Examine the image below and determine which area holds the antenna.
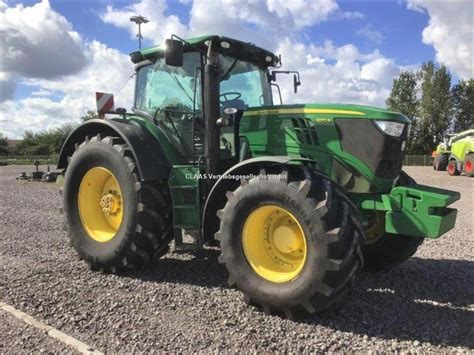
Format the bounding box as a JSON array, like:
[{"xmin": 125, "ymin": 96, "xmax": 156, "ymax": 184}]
[{"xmin": 130, "ymin": 15, "xmax": 149, "ymax": 49}]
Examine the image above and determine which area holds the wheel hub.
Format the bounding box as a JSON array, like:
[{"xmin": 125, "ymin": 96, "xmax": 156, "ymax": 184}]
[
  {"xmin": 466, "ymin": 160, "xmax": 472, "ymax": 172},
  {"xmin": 272, "ymin": 224, "xmax": 301, "ymax": 253},
  {"xmin": 99, "ymin": 191, "xmax": 121, "ymax": 216},
  {"xmin": 78, "ymin": 167, "xmax": 124, "ymax": 243},
  {"xmin": 242, "ymin": 205, "xmax": 307, "ymax": 283}
]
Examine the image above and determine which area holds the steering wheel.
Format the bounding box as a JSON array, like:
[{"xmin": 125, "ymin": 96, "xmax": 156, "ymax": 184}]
[{"xmin": 220, "ymin": 92, "xmax": 241, "ymax": 104}]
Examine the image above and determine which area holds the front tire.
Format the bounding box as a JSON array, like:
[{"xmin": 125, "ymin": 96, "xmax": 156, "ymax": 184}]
[
  {"xmin": 63, "ymin": 135, "xmax": 172, "ymax": 272},
  {"xmin": 433, "ymin": 154, "xmax": 448, "ymax": 171},
  {"xmin": 362, "ymin": 171, "xmax": 424, "ymax": 271},
  {"xmin": 447, "ymin": 160, "xmax": 460, "ymax": 176},
  {"xmin": 216, "ymin": 166, "xmax": 364, "ymax": 317}
]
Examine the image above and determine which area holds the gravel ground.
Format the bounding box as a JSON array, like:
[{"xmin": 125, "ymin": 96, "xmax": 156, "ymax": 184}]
[
  {"xmin": 0, "ymin": 311, "xmax": 76, "ymax": 354},
  {"xmin": 0, "ymin": 165, "xmax": 473, "ymax": 353}
]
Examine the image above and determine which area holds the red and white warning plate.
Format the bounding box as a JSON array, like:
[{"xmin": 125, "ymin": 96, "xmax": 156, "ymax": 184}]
[{"xmin": 95, "ymin": 92, "xmax": 114, "ymax": 114}]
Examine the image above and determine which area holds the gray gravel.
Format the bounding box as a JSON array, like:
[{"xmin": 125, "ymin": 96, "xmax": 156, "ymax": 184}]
[
  {"xmin": 0, "ymin": 165, "xmax": 473, "ymax": 353},
  {"xmin": 0, "ymin": 311, "xmax": 76, "ymax": 354}
]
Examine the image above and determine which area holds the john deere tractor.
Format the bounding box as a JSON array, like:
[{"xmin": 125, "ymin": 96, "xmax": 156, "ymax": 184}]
[{"xmin": 59, "ymin": 35, "xmax": 460, "ymax": 317}]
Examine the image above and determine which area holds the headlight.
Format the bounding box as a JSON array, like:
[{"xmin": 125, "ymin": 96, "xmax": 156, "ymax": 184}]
[{"xmin": 374, "ymin": 120, "xmax": 405, "ymax": 137}]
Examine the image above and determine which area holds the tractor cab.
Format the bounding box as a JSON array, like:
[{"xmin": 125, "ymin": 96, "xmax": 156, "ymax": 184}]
[{"xmin": 130, "ymin": 35, "xmax": 292, "ymax": 172}]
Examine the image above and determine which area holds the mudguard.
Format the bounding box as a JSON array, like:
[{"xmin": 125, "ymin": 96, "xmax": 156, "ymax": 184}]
[
  {"xmin": 201, "ymin": 156, "xmax": 318, "ymax": 243},
  {"xmin": 57, "ymin": 119, "xmax": 170, "ymax": 181}
]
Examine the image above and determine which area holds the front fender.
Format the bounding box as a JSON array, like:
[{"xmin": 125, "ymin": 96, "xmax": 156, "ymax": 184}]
[{"xmin": 57, "ymin": 119, "xmax": 170, "ymax": 181}]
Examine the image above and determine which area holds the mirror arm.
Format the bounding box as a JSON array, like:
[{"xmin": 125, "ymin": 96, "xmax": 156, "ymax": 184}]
[
  {"xmin": 170, "ymin": 34, "xmax": 208, "ymax": 57},
  {"xmin": 271, "ymin": 83, "xmax": 283, "ymax": 105},
  {"xmin": 267, "ymin": 70, "xmax": 301, "ymax": 92}
]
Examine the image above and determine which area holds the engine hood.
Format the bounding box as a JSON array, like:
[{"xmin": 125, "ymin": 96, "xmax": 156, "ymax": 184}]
[{"xmin": 243, "ymin": 103, "xmax": 410, "ymax": 123}]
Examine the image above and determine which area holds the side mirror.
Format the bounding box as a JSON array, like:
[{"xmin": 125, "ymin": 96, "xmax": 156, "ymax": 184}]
[
  {"xmin": 293, "ymin": 74, "xmax": 301, "ymax": 93},
  {"xmin": 165, "ymin": 39, "xmax": 184, "ymax": 67}
]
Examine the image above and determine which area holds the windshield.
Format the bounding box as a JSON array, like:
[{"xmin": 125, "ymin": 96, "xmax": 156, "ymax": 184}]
[
  {"xmin": 134, "ymin": 52, "xmax": 202, "ymax": 161},
  {"xmin": 134, "ymin": 52, "xmax": 202, "ymax": 115},
  {"xmin": 219, "ymin": 56, "xmax": 272, "ymax": 109}
]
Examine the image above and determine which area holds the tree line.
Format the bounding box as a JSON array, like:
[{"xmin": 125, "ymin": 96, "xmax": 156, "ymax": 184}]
[
  {"xmin": 386, "ymin": 61, "xmax": 473, "ymax": 154},
  {"xmin": 0, "ymin": 111, "xmax": 98, "ymax": 156}
]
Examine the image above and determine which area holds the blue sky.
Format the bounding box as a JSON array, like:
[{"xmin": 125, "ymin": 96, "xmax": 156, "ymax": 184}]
[
  {"xmin": 15, "ymin": 0, "xmax": 436, "ymax": 65},
  {"xmin": 1, "ymin": 0, "xmax": 472, "ymax": 138}
]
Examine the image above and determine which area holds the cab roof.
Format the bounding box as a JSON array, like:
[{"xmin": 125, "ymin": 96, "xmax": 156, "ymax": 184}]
[{"xmin": 129, "ymin": 35, "xmax": 280, "ymax": 68}]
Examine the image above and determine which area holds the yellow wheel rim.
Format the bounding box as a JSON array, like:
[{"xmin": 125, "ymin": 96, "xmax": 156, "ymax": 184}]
[
  {"xmin": 242, "ymin": 205, "xmax": 307, "ymax": 283},
  {"xmin": 78, "ymin": 167, "xmax": 123, "ymax": 243}
]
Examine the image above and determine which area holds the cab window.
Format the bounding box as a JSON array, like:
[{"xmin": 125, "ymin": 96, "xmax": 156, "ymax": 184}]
[{"xmin": 134, "ymin": 52, "xmax": 202, "ymax": 160}]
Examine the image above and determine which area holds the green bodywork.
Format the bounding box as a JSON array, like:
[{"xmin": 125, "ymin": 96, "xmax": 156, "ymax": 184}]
[
  {"xmin": 449, "ymin": 129, "xmax": 474, "ymax": 162},
  {"xmin": 169, "ymin": 166, "xmax": 200, "ymax": 229},
  {"xmin": 106, "ymin": 35, "xmax": 460, "ymax": 239},
  {"xmin": 358, "ymin": 185, "xmax": 459, "ymax": 238},
  {"xmin": 240, "ymin": 104, "xmax": 409, "ymax": 193}
]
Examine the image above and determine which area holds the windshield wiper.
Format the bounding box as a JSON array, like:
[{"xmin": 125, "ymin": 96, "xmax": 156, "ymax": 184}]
[
  {"xmin": 167, "ymin": 72, "xmax": 193, "ymax": 103},
  {"xmin": 220, "ymin": 59, "xmax": 239, "ymax": 82}
]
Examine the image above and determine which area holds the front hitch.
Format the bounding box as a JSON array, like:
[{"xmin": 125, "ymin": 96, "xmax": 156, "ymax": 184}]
[{"xmin": 359, "ymin": 185, "xmax": 460, "ymax": 238}]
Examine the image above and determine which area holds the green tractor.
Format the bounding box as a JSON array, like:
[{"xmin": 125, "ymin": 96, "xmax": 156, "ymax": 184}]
[
  {"xmin": 59, "ymin": 35, "xmax": 460, "ymax": 317},
  {"xmin": 445, "ymin": 129, "xmax": 474, "ymax": 177}
]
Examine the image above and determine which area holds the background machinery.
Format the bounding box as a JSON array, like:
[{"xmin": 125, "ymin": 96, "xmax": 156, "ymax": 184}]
[
  {"xmin": 433, "ymin": 129, "xmax": 474, "ymax": 176},
  {"xmin": 446, "ymin": 129, "xmax": 474, "ymax": 176}
]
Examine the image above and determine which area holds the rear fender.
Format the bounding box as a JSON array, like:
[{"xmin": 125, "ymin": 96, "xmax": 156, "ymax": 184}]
[{"xmin": 57, "ymin": 119, "xmax": 170, "ymax": 181}]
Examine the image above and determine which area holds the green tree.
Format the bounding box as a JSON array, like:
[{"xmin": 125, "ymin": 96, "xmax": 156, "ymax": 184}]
[
  {"xmin": 14, "ymin": 124, "xmax": 77, "ymax": 156},
  {"xmin": 386, "ymin": 71, "xmax": 419, "ymax": 153},
  {"xmin": 0, "ymin": 132, "xmax": 9, "ymax": 155},
  {"xmin": 452, "ymin": 79, "xmax": 474, "ymax": 132},
  {"xmin": 416, "ymin": 61, "xmax": 452, "ymax": 153},
  {"xmin": 81, "ymin": 110, "xmax": 99, "ymax": 122}
]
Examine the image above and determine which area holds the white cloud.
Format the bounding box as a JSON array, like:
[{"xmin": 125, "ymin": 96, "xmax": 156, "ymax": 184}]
[
  {"xmin": 0, "ymin": 0, "xmax": 411, "ymax": 139},
  {"xmin": 102, "ymin": 0, "xmax": 340, "ymax": 48},
  {"xmin": 407, "ymin": 0, "xmax": 473, "ymax": 79},
  {"xmin": 0, "ymin": 72, "xmax": 16, "ymax": 102},
  {"xmin": 338, "ymin": 11, "xmax": 365, "ymax": 20},
  {"xmin": 100, "ymin": 0, "xmax": 400, "ymax": 108},
  {"xmin": 0, "ymin": 2, "xmax": 134, "ymax": 138},
  {"xmin": 0, "ymin": 0, "xmax": 88, "ymax": 79},
  {"xmin": 275, "ymin": 38, "xmax": 399, "ymax": 107},
  {"xmin": 25, "ymin": 41, "xmax": 134, "ymax": 107},
  {"xmin": 101, "ymin": 0, "xmax": 189, "ymax": 45},
  {"xmin": 357, "ymin": 25, "xmax": 384, "ymax": 44},
  {"xmin": 266, "ymin": 0, "xmax": 339, "ymax": 28}
]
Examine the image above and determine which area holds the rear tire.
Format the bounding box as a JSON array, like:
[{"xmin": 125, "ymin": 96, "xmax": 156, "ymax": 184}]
[
  {"xmin": 433, "ymin": 154, "xmax": 448, "ymax": 171},
  {"xmin": 216, "ymin": 166, "xmax": 364, "ymax": 318},
  {"xmin": 362, "ymin": 171, "xmax": 424, "ymax": 271},
  {"xmin": 463, "ymin": 154, "xmax": 474, "ymax": 177},
  {"xmin": 63, "ymin": 134, "xmax": 172, "ymax": 272},
  {"xmin": 447, "ymin": 160, "xmax": 460, "ymax": 176}
]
